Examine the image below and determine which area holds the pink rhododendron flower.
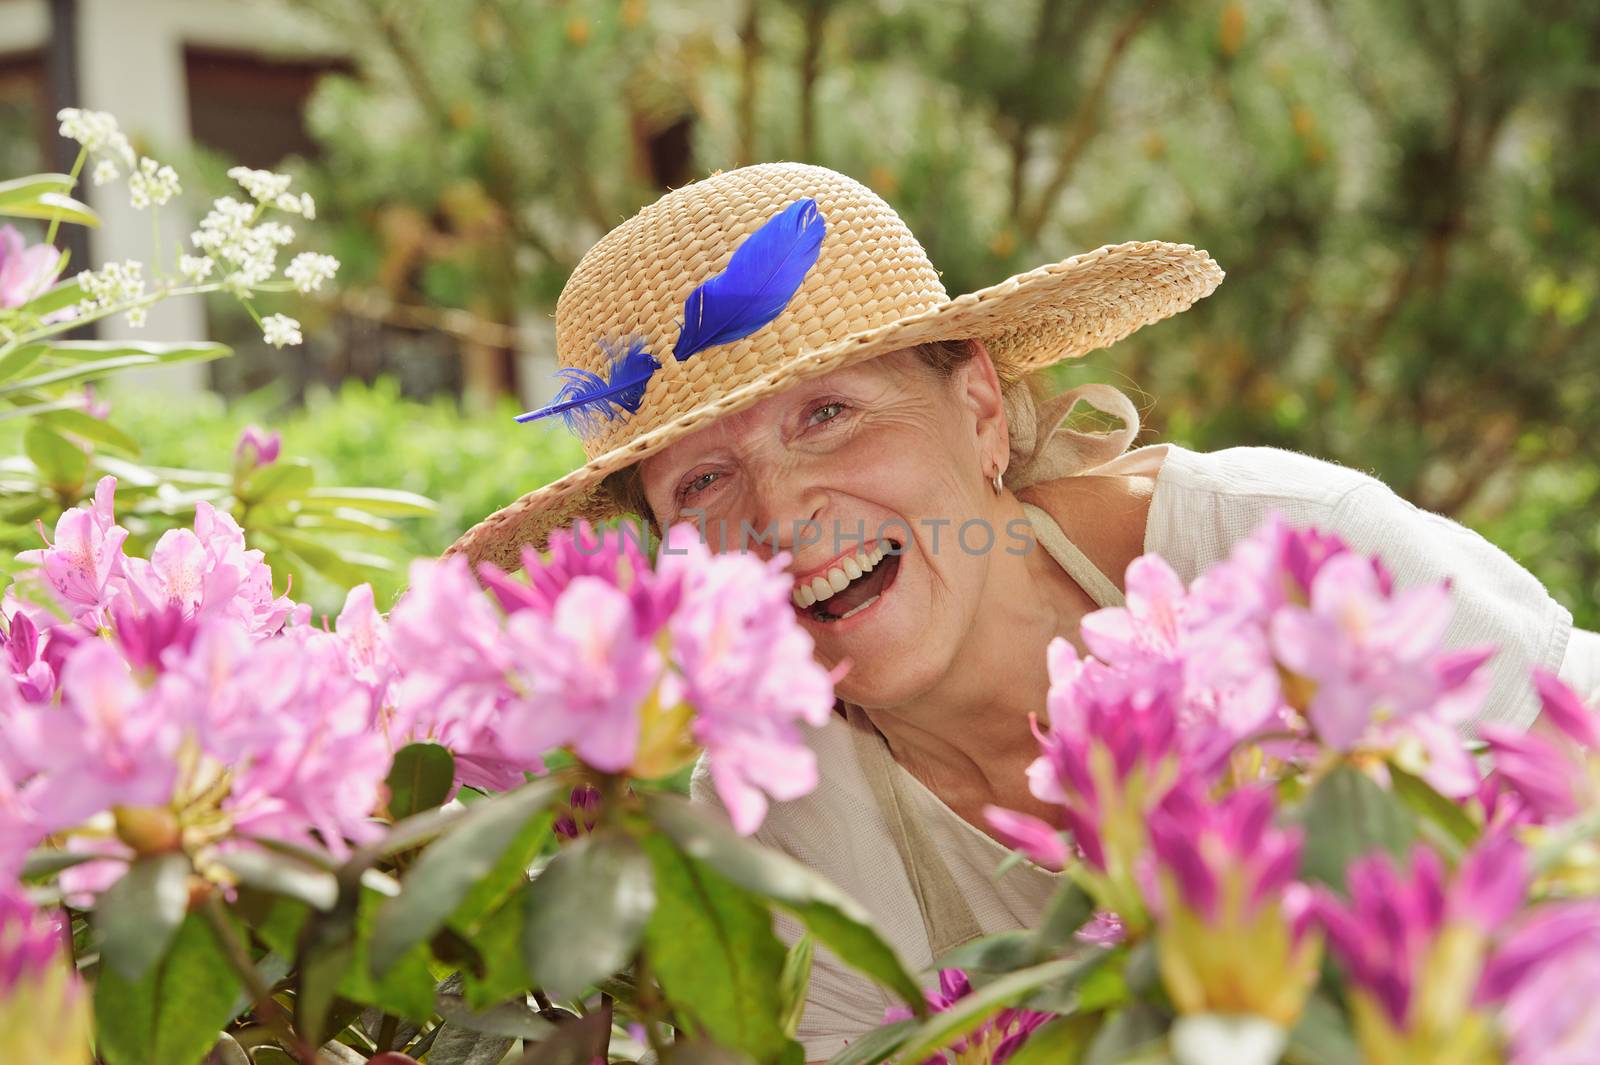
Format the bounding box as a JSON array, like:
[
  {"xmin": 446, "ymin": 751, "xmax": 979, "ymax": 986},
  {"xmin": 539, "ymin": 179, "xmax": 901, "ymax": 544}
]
[
  {"xmin": 658, "ymin": 524, "xmax": 835, "ymax": 835},
  {"xmin": 554, "ymin": 784, "xmax": 601, "ymax": 841},
  {"xmin": 0, "ymin": 224, "xmax": 63, "ymax": 309},
  {"xmin": 986, "ymin": 637, "xmax": 1220, "ymax": 924},
  {"xmin": 1270, "ymin": 550, "xmax": 1491, "ymax": 797},
  {"xmin": 2, "ymin": 609, "xmax": 56, "ymax": 702},
  {"xmin": 14, "ymin": 476, "xmax": 128, "ymax": 622},
  {"xmin": 884, "ymin": 968, "xmax": 1051, "ymax": 1065},
  {"xmin": 233, "ymin": 424, "xmax": 281, "ymax": 470},
  {"xmin": 331, "ymin": 583, "xmax": 398, "ymax": 715},
  {"xmin": 478, "ymin": 520, "xmax": 678, "ymax": 633},
  {"xmin": 1314, "ymin": 836, "xmax": 1527, "ymax": 1064},
  {"xmin": 10, "ymin": 638, "xmax": 183, "ymax": 833},
  {"xmin": 1146, "ymin": 785, "xmax": 1320, "ymax": 1024},
  {"xmin": 122, "ymin": 501, "xmax": 295, "ymax": 636},
  {"xmin": 1081, "ymin": 553, "xmax": 1283, "ymax": 748},
  {"xmin": 498, "ymin": 576, "xmax": 667, "ymax": 773},
  {"xmin": 388, "ymin": 555, "xmax": 528, "ymax": 791},
  {"xmin": 1481, "ymin": 669, "xmax": 1599, "ymax": 825},
  {"xmin": 108, "ymin": 599, "xmax": 198, "ymax": 676},
  {"xmin": 0, "ymin": 887, "xmax": 90, "ymax": 1065},
  {"xmin": 1477, "ymin": 900, "xmax": 1600, "ymax": 1065}
]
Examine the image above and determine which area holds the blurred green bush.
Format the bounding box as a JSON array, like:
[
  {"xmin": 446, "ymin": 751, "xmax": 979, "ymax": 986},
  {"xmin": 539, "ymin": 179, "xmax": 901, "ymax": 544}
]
[{"xmin": 91, "ymin": 377, "xmax": 586, "ymax": 614}]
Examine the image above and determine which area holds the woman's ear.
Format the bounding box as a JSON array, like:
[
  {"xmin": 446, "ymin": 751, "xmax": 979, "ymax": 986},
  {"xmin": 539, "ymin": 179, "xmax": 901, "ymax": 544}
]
[{"xmin": 956, "ymin": 339, "xmax": 1009, "ymax": 476}]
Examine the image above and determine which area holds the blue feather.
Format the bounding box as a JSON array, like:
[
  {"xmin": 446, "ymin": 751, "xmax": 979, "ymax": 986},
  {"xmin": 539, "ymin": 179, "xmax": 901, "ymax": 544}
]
[
  {"xmin": 673, "ymin": 197, "xmax": 826, "ymax": 363},
  {"xmin": 515, "ymin": 336, "xmax": 660, "ymax": 437}
]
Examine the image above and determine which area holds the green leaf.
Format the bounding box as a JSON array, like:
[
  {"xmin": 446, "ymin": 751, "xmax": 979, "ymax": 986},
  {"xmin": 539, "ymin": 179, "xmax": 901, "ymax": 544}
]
[
  {"xmin": 0, "ymin": 172, "xmax": 76, "ymax": 207},
  {"xmin": 640, "ymin": 833, "xmax": 795, "ymax": 1064},
  {"xmin": 24, "ymin": 422, "xmax": 89, "ymax": 489},
  {"xmin": 1284, "ymin": 993, "xmax": 1361, "ymax": 1065},
  {"xmin": 937, "ymin": 930, "xmax": 1038, "ymax": 974},
  {"xmin": 1387, "ymin": 762, "xmax": 1479, "ymax": 855},
  {"xmin": 0, "ymin": 342, "xmax": 46, "ymax": 382},
  {"xmin": 301, "ymin": 486, "xmax": 438, "ymax": 515},
  {"xmin": 1298, "ymin": 763, "xmax": 1418, "ymax": 892},
  {"xmin": 93, "ymin": 911, "xmax": 242, "ymax": 1065},
  {"xmin": 256, "ymin": 891, "xmax": 435, "ymax": 1029},
  {"xmin": 824, "ymin": 1018, "xmax": 916, "ymax": 1065},
  {"xmin": 450, "ymin": 810, "xmax": 552, "ymax": 935},
  {"xmin": 238, "ymin": 458, "xmax": 316, "ymax": 505},
  {"xmin": 273, "ymin": 530, "xmax": 397, "ymax": 585},
  {"xmin": 427, "ymin": 1025, "xmax": 516, "ymax": 1065},
  {"xmin": 1032, "ymin": 881, "xmax": 1096, "ymax": 956},
  {"xmin": 39, "ymin": 408, "xmax": 142, "ymax": 456},
  {"xmin": 215, "ymin": 849, "xmax": 339, "ymax": 911},
  {"xmin": 370, "ymin": 778, "xmax": 562, "ymax": 976},
  {"xmin": 459, "ymin": 888, "xmax": 532, "ymax": 1010},
  {"xmin": 523, "ymin": 828, "xmax": 655, "ymax": 1000},
  {"xmin": 13, "ymin": 275, "xmax": 84, "ymax": 321},
  {"xmin": 43, "ymin": 340, "xmax": 230, "ymax": 364},
  {"xmin": 0, "ymin": 354, "xmax": 158, "ymax": 395},
  {"xmin": 0, "ymin": 175, "xmax": 99, "ymax": 227},
  {"xmin": 893, "ymin": 954, "xmax": 1099, "ymax": 1064},
  {"xmin": 1004, "ymin": 1014, "xmax": 1103, "ymax": 1065},
  {"xmin": 386, "ymin": 743, "xmax": 456, "ymax": 820},
  {"xmin": 643, "ymin": 792, "xmax": 926, "ymax": 1009},
  {"xmin": 780, "ymin": 933, "xmax": 815, "ymax": 1040},
  {"xmin": 436, "ymin": 993, "xmax": 554, "ymax": 1039},
  {"xmin": 1083, "ymin": 1002, "xmax": 1172, "ymax": 1065},
  {"xmin": 21, "ymin": 847, "xmax": 99, "ymax": 879},
  {"xmin": 94, "ymin": 852, "xmax": 192, "ymax": 981},
  {"xmin": 0, "ymin": 396, "xmax": 85, "ymax": 421},
  {"xmin": 0, "ymin": 190, "xmax": 99, "ymax": 226}
]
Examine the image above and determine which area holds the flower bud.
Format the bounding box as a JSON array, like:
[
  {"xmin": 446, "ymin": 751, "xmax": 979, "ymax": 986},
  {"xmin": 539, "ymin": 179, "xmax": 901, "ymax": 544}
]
[{"xmin": 0, "ymin": 890, "xmax": 91, "ymax": 1065}]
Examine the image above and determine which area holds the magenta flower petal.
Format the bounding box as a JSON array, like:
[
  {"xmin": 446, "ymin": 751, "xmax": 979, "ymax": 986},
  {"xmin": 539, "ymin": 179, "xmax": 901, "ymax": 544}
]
[{"xmin": 982, "ymin": 806, "xmax": 1070, "ymax": 870}]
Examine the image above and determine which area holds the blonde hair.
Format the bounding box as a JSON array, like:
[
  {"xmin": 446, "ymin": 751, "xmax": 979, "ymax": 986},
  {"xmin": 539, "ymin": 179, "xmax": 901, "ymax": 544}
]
[{"xmin": 601, "ymin": 337, "xmax": 1140, "ymax": 529}]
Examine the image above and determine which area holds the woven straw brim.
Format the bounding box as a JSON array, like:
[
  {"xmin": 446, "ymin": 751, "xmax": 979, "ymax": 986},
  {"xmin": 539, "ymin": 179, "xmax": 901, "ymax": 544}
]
[{"xmin": 446, "ymin": 239, "xmax": 1222, "ymax": 573}]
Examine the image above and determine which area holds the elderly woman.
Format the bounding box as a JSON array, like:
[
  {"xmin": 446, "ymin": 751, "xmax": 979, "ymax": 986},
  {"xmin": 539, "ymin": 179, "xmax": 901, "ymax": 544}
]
[{"xmin": 448, "ymin": 163, "xmax": 1599, "ymax": 1057}]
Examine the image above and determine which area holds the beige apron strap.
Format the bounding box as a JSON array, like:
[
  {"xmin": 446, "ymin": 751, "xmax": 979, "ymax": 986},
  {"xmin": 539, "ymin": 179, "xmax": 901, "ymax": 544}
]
[
  {"xmin": 844, "ymin": 704, "xmax": 987, "ymax": 957},
  {"xmin": 1020, "ymin": 501, "xmax": 1126, "ymax": 610}
]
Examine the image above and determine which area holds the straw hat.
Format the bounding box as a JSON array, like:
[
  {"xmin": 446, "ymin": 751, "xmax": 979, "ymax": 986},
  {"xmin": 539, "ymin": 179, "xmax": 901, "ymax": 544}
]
[{"xmin": 445, "ymin": 161, "xmax": 1223, "ymax": 574}]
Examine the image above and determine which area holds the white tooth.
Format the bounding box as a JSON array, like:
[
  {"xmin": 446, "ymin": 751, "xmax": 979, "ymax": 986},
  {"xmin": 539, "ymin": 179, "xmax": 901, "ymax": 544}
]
[
  {"xmin": 810, "ymin": 576, "xmax": 834, "ymax": 602},
  {"xmin": 827, "ymin": 567, "xmax": 850, "ymax": 592},
  {"xmin": 842, "ymin": 557, "xmax": 863, "ymax": 580},
  {"xmin": 856, "ymin": 550, "xmax": 875, "ymax": 573},
  {"xmin": 871, "ymin": 543, "xmax": 886, "ymax": 563},
  {"xmin": 838, "ymin": 594, "xmax": 880, "ymax": 620},
  {"xmin": 793, "ymin": 586, "xmax": 814, "ymax": 608}
]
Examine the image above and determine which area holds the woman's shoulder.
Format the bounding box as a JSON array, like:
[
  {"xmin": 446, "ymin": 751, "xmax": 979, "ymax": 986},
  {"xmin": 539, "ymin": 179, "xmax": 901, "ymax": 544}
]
[{"xmin": 1151, "ymin": 442, "xmax": 1381, "ymax": 508}]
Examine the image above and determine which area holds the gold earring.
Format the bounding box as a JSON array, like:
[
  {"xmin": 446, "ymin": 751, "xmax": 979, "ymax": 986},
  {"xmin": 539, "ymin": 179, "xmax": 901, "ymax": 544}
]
[{"xmin": 992, "ymin": 469, "xmax": 1004, "ymax": 495}]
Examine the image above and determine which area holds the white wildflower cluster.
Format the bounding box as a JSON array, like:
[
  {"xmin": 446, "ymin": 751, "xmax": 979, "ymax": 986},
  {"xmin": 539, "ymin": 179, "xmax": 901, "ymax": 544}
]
[
  {"xmin": 227, "ymin": 166, "xmax": 315, "ymax": 218},
  {"xmin": 260, "ymin": 313, "xmax": 303, "ymax": 348},
  {"xmin": 127, "ymin": 156, "xmax": 181, "ymax": 210},
  {"xmin": 190, "ymin": 197, "xmax": 295, "ymax": 296},
  {"xmin": 56, "ymin": 108, "xmax": 135, "ymax": 184},
  {"xmin": 178, "ymin": 254, "xmax": 214, "ymax": 284},
  {"xmin": 284, "ymin": 252, "xmax": 339, "ymax": 294},
  {"xmin": 78, "ymin": 261, "xmax": 148, "ymax": 327}
]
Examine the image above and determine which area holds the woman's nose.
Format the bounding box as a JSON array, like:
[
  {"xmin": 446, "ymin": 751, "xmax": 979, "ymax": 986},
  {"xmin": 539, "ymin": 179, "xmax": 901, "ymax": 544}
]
[{"xmin": 747, "ymin": 466, "xmax": 827, "ymax": 558}]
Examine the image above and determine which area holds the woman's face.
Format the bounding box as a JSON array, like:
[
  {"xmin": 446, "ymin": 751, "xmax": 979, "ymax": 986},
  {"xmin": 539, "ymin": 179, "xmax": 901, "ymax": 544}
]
[{"xmin": 638, "ymin": 346, "xmax": 1010, "ymax": 708}]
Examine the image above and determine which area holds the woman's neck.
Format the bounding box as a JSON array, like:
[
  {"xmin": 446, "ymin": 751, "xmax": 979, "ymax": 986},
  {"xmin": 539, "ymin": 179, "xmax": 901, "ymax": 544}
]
[{"xmin": 861, "ymin": 493, "xmax": 1098, "ymax": 818}]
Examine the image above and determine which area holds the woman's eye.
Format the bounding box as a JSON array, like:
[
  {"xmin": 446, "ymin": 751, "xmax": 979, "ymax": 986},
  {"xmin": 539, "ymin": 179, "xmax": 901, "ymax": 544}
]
[
  {"xmin": 807, "ymin": 402, "xmax": 845, "ymax": 427},
  {"xmin": 679, "ymin": 471, "xmax": 720, "ymax": 500}
]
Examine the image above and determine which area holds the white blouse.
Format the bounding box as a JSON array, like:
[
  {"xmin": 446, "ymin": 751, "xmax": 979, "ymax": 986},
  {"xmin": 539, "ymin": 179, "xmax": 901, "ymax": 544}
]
[{"xmin": 689, "ymin": 442, "xmax": 1597, "ymax": 1060}]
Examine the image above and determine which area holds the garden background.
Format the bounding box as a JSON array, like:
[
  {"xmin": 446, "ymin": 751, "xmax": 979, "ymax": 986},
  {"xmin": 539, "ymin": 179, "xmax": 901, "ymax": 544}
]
[{"xmin": 2, "ymin": 0, "xmax": 1596, "ymax": 622}]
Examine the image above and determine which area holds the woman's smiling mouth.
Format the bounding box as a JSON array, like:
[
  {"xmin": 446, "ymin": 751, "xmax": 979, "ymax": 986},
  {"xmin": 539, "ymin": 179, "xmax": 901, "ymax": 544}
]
[{"xmin": 791, "ymin": 539, "xmax": 903, "ymax": 623}]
